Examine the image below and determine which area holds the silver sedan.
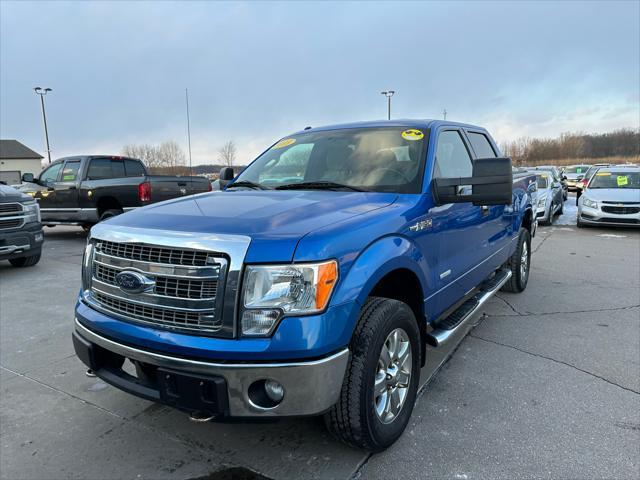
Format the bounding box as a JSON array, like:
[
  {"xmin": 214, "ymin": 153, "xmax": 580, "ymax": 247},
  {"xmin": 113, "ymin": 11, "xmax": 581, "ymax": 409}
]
[
  {"xmin": 530, "ymin": 171, "xmax": 564, "ymax": 225},
  {"xmin": 577, "ymin": 167, "xmax": 640, "ymax": 227}
]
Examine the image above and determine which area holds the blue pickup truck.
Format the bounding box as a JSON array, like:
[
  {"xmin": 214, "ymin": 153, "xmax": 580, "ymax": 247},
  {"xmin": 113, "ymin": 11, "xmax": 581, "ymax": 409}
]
[{"xmin": 73, "ymin": 120, "xmax": 536, "ymax": 450}]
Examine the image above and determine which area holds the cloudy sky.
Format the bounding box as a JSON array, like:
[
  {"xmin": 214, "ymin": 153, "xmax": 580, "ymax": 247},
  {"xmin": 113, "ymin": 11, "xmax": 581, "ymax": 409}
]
[{"xmin": 1, "ymin": 0, "xmax": 638, "ymax": 166}]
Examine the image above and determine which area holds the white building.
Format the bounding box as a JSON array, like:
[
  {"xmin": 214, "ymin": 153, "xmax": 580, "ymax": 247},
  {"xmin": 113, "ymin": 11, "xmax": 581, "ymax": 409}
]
[{"xmin": 0, "ymin": 140, "xmax": 44, "ymax": 185}]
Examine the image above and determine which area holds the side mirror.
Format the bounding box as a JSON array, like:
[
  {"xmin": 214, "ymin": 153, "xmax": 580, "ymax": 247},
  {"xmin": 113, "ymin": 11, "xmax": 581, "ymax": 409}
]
[
  {"xmin": 433, "ymin": 157, "xmax": 513, "ymax": 206},
  {"xmin": 219, "ymin": 167, "xmax": 235, "ymax": 181},
  {"xmin": 562, "ymin": 175, "xmax": 567, "ymax": 181},
  {"xmin": 21, "ymin": 173, "xmax": 34, "ymax": 183}
]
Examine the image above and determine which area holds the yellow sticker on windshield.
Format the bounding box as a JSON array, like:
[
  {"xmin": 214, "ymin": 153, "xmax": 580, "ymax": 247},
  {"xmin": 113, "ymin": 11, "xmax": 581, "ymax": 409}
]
[
  {"xmin": 596, "ymin": 172, "xmax": 611, "ymax": 176},
  {"xmin": 402, "ymin": 129, "xmax": 424, "ymax": 141},
  {"xmin": 617, "ymin": 175, "xmax": 629, "ymax": 186},
  {"xmin": 272, "ymin": 138, "xmax": 296, "ymax": 149}
]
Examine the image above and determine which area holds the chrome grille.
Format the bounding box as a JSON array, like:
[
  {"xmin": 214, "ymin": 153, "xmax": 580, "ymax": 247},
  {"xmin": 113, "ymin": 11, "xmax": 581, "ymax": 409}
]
[
  {"xmin": 0, "ymin": 203, "xmax": 22, "ymax": 214},
  {"xmin": 86, "ymin": 239, "xmax": 227, "ymax": 336},
  {"xmin": 601, "ymin": 206, "xmax": 640, "ymax": 215},
  {"xmin": 0, "ymin": 203, "xmax": 25, "ymax": 230},
  {"xmin": 93, "ymin": 292, "xmax": 215, "ymax": 331},
  {"xmin": 98, "ymin": 239, "xmax": 213, "ymax": 266}
]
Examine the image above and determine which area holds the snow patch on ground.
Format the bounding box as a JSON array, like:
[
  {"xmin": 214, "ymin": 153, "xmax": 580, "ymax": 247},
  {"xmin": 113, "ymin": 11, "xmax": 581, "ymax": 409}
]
[
  {"xmin": 554, "ymin": 196, "xmax": 578, "ymax": 226},
  {"xmin": 597, "ymin": 233, "xmax": 627, "ymax": 238}
]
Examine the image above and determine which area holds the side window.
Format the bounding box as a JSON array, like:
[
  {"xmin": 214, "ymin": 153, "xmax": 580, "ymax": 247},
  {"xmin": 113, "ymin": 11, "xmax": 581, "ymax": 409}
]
[
  {"xmin": 124, "ymin": 160, "xmax": 145, "ymax": 177},
  {"xmin": 87, "ymin": 159, "xmax": 125, "ymax": 179},
  {"xmin": 60, "ymin": 161, "xmax": 81, "ymax": 182},
  {"xmin": 111, "ymin": 160, "xmax": 125, "ymax": 178},
  {"xmin": 434, "ymin": 130, "xmax": 473, "ymax": 178},
  {"xmin": 87, "ymin": 159, "xmax": 111, "ymax": 179},
  {"xmin": 467, "ymin": 132, "xmax": 496, "ymax": 158},
  {"xmin": 39, "ymin": 163, "xmax": 63, "ymax": 184}
]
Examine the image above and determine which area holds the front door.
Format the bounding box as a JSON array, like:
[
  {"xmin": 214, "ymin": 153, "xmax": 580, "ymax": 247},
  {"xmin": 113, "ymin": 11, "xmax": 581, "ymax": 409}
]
[{"xmin": 35, "ymin": 161, "xmax": 64, "ymax": 210}]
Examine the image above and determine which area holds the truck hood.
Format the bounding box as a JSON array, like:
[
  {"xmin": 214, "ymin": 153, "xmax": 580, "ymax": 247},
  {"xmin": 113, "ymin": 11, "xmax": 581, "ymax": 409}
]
[{"xmin": 107, "ymin": 190, "xmax": 398, "ymax": 262}]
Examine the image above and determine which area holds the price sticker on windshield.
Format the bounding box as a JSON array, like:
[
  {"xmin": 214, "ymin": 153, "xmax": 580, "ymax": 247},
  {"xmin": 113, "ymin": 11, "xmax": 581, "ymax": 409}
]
[
  {"xmin": 617, "ymin": 175, "xmax": 629, "ymax": 186},
  {"xmin": 402, "ymin": 129, "xmax": 424, "ymax": 141},
  {"xmin": 273, "ymin": 138, "xmax": 296, "ymax": 149},
  {"xmin": 596, "ymin": 172, "xmax": 611, "ymax": 176}
]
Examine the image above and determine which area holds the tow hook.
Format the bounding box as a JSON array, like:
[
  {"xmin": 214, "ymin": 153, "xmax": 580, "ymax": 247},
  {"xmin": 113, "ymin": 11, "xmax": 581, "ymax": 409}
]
[{"xmin": 188, "ymin": 411, "xmax": 217, "ymax": 423}]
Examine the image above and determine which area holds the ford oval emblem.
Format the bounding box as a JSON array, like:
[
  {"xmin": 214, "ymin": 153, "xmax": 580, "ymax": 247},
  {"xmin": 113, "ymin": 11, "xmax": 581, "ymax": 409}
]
[{"xmin": 114, "ymin": 271, "xmax": 153, "ymax": 294}]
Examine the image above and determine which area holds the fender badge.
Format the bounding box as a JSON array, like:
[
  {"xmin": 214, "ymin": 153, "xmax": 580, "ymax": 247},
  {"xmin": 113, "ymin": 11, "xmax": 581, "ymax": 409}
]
[{"xmin": 409, "ymin": 219, "xmax": 432, "ymax": 232}]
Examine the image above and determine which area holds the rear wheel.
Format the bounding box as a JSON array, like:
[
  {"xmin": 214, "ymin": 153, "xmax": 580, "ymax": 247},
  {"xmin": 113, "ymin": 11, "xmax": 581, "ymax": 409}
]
[
  {"xmin": 501, "ymin": 228, "xmax": 531, "ymax": 293},
  {"xmin": 99, "ymin": 209, "xmax": 123, "ymax": 222},
  {"xmin": 324, "ymin": 297, "xmax": 420, "ymax": 451},
  {"xmin": 9, "ymin": 253, "xmax": 41, "ymax": 267}
]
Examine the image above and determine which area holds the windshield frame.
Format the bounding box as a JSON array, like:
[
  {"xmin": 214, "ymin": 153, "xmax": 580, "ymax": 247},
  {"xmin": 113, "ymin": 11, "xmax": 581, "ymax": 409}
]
[{"xmin": 232, "ymin": 126, "xmax": 430, "ymax": 194}]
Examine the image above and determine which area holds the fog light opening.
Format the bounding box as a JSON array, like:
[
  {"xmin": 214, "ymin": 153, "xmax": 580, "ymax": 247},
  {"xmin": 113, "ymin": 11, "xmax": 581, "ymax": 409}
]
[{"xmin": 248, "ymin": 379, "xmax": 285, "ymax": 409}]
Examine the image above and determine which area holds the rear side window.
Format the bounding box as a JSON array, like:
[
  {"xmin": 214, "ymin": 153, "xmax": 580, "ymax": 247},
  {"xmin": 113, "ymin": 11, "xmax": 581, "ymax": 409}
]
[
  {"xmin": 61, "ymin": 161, "xmax": 81, "ymax": 182},
  {"xmin": 87, "ymin": 158, "xmax": 126, "ymax": 179},
  {"xmin": 467, "ymin": 132, "xmax": 496, "ymax": 158},
  {"xmin": 124, "ymin": 159, "xmax": 145, "ymax": 177},
  {"xmin": 434, "ymin": 130, "xmax": 473, "ymax": 178}
]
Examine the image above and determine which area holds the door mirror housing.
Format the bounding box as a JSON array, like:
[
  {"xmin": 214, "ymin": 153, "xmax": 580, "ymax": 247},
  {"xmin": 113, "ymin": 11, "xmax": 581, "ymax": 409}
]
[
  {"xmin": 219, "ymin": 167, "xmax": 235, "ymax": 181},
  {"xmin": 21, "ymin": 173, "xmax": 34, "ymax": 183},
  {"xmin": 433, "ymin": 157, "xmax": 513, "ymax": 206}
]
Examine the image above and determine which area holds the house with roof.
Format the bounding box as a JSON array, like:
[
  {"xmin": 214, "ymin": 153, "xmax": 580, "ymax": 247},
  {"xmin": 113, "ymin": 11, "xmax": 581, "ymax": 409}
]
[{"xmin": 0, "ymin": 140, "xmax": 44, "ymax": 185}]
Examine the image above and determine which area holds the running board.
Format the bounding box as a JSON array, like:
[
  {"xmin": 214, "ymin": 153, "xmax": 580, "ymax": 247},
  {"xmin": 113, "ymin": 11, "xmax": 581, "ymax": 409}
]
[{"xmin": 426, "ymin": 269, "xmax": 512, "ymax": 348}]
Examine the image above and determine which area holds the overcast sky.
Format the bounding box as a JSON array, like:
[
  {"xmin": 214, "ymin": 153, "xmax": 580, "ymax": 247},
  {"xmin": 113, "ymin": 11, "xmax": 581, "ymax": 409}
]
[{"xmin": 1, "ymin": 0, "xmax": 638, "ymax": 166}]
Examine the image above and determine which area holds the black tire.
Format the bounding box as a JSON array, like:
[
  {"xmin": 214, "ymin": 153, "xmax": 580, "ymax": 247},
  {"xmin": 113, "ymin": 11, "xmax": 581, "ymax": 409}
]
[
  {"xmin": 501, "ymin": 228, "xmax": 531, "ymax": 293},
  {"xmin": 577, "ymin": 217, "xmax": 585, "ymax": 228},
  {"xmin": 9, "ymin": 254, "xmax": 41, "ymax": 267},
  {"xmin": 324, "ymin": 297, "xmax": 420, "ymax": 451},
  {"xmin": 81, "ymin": 224, "xmax": 93, "ymax": 233},
  {"xmin": 558, "ymin": 200, "xmax": 563, "ymax": 215},
  {"xmin": 99, "ymin": 209, "xmax": 123, "ymax": 222},
  {"xmin": 547, "ymin": 204, "xmax": 554, "ymax": 225}
]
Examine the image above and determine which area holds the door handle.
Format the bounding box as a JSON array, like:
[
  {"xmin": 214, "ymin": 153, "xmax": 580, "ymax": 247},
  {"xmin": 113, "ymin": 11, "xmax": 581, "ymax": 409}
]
[{"xmin": 481, "ymin": 205, "xmax": 489, "ymax": 215}]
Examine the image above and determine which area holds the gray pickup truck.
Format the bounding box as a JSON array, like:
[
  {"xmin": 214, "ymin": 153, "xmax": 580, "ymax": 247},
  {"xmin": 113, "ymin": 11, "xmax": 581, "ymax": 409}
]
[
  {"xmin": 20, "ymin": 156, "xmax": 211, "ymax": 230},
  {"xmin": 0, "ymin": 184, "xmax": 43, "ymax": 267}
]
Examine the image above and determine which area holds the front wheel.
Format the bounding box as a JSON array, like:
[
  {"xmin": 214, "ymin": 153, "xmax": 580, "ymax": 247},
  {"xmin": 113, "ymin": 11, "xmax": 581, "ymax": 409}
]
[
  {"xmin": 9, "ymin": 253, "xmax": 41, "ymax": 267},
  {"xmin": 324, "ymin": 297, "xmax": 420, "ymax": 451},
  {"xmin": 99, "ymin": 209, "xmax": 123, "ymax": 222},
  {"xmin": 501, "ymin": 228, "xmax": 531, "ymax": 293}
]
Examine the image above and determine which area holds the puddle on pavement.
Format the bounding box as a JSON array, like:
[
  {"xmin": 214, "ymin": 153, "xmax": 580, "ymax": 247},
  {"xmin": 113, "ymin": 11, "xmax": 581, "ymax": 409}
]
[{"xmin": 189, "ymin": 467, "xmax": 272, "ymax": 480}]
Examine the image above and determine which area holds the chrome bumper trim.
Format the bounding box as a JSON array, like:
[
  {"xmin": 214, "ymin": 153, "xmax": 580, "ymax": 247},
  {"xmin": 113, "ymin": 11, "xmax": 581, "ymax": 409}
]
[{"xmin": 74, "ymin": 319, "xmax": 349, "ymax": 416}]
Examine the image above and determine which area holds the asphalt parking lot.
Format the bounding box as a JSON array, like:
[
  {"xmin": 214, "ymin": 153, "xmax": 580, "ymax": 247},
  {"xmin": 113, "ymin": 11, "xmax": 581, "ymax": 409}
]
[{"xmin": 1, "ymin": 194, "xmax": 639, "ymax": 480}]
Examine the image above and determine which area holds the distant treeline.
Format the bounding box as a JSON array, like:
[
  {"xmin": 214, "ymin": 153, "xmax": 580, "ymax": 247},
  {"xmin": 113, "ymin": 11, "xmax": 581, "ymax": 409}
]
[{"xmin": 500, "ymin": 128, "xmax": 639, "ymax": 165}]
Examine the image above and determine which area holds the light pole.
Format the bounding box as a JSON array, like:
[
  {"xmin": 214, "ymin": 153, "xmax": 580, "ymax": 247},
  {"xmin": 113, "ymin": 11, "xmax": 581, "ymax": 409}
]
[
  {"xmin": 34, "ymin": 87, "xmax": 52, "ymax": 164},
  {"xmin": 381, "ymin": 90, "xmax": 395, "ymax": 120},
  {"xmin": 443, "ymin": 108, "xmax": 447, "ymax": 120}
]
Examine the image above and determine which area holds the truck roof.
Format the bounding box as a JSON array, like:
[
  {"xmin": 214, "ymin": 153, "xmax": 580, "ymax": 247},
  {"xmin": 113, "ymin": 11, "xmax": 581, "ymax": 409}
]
[{"xmin": 291, "ymin": 119, "xmax": 488, "ymax": 135}]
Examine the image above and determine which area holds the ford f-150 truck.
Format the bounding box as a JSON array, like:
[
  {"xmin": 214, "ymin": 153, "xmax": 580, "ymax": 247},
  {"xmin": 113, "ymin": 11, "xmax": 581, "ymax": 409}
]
[
  {"xmin": 19, "ymin": 155, "xmax": 211, "ymax": 230},
  {"xmin": 73, "ymin": 120, "xmax": 536, "ymax": 450}
]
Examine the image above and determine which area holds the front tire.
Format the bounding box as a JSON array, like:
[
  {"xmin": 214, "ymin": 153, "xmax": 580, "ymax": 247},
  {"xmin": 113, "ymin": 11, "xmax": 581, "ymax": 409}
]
[
  {"xmin": 99, "ymin": 209, "xmax": 123, "ymax": 222},
  {"xmin": 501, "ymin": 228, "xmax": 531, "ymax": 293},
  {"xmin": 324, "ymin": 297, "xmax": 420, "ymax": 451},
  {"xmin": 9, "ymin": 253, "xmax": 41, "ymax": 267}
]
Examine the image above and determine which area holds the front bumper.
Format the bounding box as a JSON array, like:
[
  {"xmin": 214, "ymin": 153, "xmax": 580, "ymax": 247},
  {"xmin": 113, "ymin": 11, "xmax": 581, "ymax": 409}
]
[
  {"xmin": 578, "ymin": 206, "xmax": 640, "ymax": 227},
  {"xmin": 73, "ymin": 319, "xmax": 349, "ymax": 417},
  {"xmin": 0, "ymin": 222, "xmax": 44, "ymax": 260}
]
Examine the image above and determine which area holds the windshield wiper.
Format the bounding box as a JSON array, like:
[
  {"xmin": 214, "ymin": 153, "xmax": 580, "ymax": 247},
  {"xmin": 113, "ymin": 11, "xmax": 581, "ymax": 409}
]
[
  {"xmin": 226, "ymin": 181, "xmax": 271, "ymax": 190},
  {"xmin": 275, "ymin": 181, "xmax": 367, "ymax": 192}
]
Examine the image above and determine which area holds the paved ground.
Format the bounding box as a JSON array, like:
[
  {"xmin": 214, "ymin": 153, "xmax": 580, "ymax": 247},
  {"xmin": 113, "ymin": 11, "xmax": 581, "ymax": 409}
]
[{"xmin": 1, "ymin": 194, "xmax": 639, "ymax": 480}]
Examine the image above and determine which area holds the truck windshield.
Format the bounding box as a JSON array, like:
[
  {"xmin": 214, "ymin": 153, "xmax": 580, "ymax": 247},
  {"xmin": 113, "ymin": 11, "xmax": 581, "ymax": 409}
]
[{"xmin": 234, "ymin": 127, "xmax": 428, "ymax": 193}]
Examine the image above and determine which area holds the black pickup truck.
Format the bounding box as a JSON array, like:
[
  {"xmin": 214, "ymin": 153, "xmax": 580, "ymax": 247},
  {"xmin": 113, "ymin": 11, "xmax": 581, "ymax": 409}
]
[{"xmin": 19, "ymin": 156, "xmax": 211, "ymax": 229}]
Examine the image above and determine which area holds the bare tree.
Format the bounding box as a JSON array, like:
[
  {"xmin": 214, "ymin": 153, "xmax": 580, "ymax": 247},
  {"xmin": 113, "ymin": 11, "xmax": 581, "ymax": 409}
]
[
  {"xmin": 218, "ymin": 140, "xmax": 237, "ymax": 167},
  {"xmin": 122, "ymin": 141, "xmax": 187, "ymax": 174}
]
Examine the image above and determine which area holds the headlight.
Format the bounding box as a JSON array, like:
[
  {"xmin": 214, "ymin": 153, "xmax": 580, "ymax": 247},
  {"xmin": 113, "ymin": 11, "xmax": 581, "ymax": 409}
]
[
  {"xmin": 81, "ymin": 238, "xmax": 94, "ymax": 291},
  {"xmin": 241, "ymin": 260, "xmax": 338, "ymax": 336},
  {"xmin": 22, "ymin": 201, "xmax": 40, "ymax": 223},
  {"xmin": 582, "ymin": 198, "xmax": 598, "ymax": 209},
  {"xmin": 537, "ymin": 197, "xmax": 547, "ymax": 208}
]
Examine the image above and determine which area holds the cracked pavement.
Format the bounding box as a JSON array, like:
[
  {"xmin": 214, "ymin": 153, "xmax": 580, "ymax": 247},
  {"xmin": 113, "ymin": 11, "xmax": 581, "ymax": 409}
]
[{"xmin": 1, "ymin": 217, "xmax": 639, "ymax": 479}]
